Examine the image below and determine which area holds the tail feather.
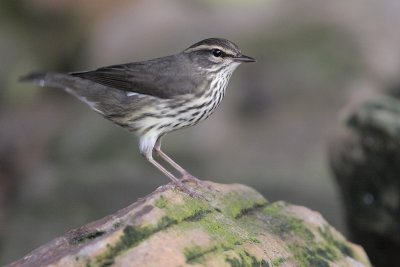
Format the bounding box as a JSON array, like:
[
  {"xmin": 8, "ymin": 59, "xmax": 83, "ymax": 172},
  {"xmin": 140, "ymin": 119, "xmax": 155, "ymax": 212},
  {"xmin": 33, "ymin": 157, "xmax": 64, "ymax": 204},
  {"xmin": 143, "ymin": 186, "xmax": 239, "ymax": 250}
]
[
  {"xmin": 19, "ymin": 72, "xmax": 47, "ymax": 82},
  {"xmin": 19, "ymin": 71, "xmax": 146, "ymax": 119},
  {"xmin": 19, "ymin": 72, "xmax": 80, "ymax": 90}
]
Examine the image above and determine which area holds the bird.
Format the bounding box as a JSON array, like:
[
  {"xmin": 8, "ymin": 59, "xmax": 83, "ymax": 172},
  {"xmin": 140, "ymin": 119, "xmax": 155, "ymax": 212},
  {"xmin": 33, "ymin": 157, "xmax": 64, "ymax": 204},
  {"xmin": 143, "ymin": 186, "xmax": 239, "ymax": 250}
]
[{"xmin": 20, "ymin": 38, "xmax": 256, "ymax": 196}]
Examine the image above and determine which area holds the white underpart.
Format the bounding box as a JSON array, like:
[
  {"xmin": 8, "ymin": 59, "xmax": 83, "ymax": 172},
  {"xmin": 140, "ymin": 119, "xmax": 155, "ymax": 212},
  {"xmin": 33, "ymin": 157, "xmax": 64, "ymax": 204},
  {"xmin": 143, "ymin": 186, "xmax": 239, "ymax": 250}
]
[
  {"xmin": 139, "ymin": 132, "xmax": 158, "ymax": 157},
  {"xmin": 137, "ymin": 61, "xmax": 241, "ymax": 155}
]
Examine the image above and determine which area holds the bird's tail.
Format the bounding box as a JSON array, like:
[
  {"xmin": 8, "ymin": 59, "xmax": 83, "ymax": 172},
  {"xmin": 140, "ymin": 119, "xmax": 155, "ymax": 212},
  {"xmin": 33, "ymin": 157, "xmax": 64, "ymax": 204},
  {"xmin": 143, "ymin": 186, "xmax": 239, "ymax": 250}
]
[
  {"xmin": 20, "ymin": 72, "xmax": 143, "ymax": 124},
  {"xmin": 20, "ymin": 71, "xmax": 96, "ymax": 93},
  {"xmin": 21, "ymin": 71, "xmax": 101, "ymax": 104},
  {"xmin": 19, "ymin": 72, "xmax": 48, "ymax": 84}
]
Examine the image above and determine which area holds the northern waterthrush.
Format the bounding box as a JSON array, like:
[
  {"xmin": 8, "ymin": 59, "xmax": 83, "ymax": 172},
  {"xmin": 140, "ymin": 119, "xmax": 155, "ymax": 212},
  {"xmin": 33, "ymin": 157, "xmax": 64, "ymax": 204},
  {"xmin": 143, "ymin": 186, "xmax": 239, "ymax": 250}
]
[{"xmin": 21, "ymin": 38, "xmax": 255, "ymax": 196}]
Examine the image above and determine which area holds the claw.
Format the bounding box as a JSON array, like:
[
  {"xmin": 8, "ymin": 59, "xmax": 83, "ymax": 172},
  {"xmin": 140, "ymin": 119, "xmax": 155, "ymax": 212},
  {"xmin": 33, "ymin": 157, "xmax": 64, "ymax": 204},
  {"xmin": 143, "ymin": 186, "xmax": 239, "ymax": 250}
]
[
  {"xmin": 181, "ymin": 173, "xmax": 213, "ymax": 190},
  {"xmin": 173, "ymin": 180, "xmax": 203, "ymax": 198},
  {"xmin": 181, "ymin": 173, "xmax": 201, "ymax": 184}
]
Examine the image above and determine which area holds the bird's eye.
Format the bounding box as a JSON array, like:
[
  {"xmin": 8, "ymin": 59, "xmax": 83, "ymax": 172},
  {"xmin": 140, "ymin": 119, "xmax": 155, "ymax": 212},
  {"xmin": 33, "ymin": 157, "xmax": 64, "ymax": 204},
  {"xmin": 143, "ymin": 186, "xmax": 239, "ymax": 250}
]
[{"xmin": 211, "ymin": 49, "xmax": 223, "ymax": 57}]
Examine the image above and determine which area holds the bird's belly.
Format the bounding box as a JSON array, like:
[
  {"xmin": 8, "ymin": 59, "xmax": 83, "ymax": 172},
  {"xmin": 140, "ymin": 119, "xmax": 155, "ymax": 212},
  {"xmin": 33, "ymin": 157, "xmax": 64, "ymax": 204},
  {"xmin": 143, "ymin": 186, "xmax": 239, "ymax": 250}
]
[{"xmin": 132, "ymin": 92, "xmax": 224, "ymax": 136}]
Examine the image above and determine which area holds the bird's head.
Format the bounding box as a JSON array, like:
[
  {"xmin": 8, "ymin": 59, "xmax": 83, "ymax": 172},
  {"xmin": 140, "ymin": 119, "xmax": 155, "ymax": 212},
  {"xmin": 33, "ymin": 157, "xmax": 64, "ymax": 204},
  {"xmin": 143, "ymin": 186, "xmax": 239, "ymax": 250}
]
[{"xmin": 182, "ymin": 38, "xmax": 256, "ymax": 74}]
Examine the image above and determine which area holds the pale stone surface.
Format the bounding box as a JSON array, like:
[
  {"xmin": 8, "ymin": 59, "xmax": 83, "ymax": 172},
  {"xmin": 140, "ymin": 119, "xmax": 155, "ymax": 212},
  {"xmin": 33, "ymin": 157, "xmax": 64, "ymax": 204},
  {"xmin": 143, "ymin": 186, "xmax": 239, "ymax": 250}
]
[{"xmin": 6, "ymin": 182, "xmax": 371, "ymax": 267}]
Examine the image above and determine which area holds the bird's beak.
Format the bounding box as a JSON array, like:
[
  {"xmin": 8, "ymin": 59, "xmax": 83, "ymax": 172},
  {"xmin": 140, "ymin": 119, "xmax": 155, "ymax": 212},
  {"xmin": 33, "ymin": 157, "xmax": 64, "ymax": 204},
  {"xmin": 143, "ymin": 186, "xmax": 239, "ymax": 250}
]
[{"xmin": 233, "ymin": 54, "xmax": 256, "ymax": 63}]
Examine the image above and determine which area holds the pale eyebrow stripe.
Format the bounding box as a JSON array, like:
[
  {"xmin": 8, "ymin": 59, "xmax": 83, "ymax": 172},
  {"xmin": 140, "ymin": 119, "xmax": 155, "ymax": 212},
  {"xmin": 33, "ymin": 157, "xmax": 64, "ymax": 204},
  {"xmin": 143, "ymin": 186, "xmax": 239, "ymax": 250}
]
[{"xmin": 184, "ymin": 45, "xmax": 235, "ymax": 56}]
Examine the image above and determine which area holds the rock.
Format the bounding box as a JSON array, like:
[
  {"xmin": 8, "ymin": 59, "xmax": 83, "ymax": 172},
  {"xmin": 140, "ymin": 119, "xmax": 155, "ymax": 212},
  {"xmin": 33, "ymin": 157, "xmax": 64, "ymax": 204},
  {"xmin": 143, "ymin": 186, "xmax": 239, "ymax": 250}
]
[
  {"xmin": 330, "ymin": 94, "xmax": 400, "ymax": 267},
  {"xmin": 6, "ymin": 182, "xmax": 370, "ymax": 267}
]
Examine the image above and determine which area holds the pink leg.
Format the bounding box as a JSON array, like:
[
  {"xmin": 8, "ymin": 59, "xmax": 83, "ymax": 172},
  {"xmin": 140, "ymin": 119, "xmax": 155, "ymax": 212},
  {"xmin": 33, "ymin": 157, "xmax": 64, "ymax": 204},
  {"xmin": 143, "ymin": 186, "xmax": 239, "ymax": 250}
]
[
  {"xmin": 145, "ymin": 155, "xmax": 201, "ymax": 197},
  {"xmin": 154, "ymin": 138, "xmax": 204, "ymax": 185}
]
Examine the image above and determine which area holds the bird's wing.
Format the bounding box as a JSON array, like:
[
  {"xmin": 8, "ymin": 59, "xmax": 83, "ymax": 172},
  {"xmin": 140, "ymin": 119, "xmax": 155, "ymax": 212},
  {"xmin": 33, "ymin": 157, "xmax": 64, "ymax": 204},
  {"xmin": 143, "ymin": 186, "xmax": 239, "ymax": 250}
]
[{"xmin": 71, "ymin": 55, "xmax": 199, "ymax": 99}]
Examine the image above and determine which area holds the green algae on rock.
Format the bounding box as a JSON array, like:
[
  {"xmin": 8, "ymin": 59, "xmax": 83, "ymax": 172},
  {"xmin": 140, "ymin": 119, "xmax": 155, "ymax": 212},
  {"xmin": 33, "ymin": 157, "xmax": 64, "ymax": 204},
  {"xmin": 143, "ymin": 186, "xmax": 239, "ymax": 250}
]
[{"xmin": 6, "ymin": 182, "xmax": 371, "ymax": 267}]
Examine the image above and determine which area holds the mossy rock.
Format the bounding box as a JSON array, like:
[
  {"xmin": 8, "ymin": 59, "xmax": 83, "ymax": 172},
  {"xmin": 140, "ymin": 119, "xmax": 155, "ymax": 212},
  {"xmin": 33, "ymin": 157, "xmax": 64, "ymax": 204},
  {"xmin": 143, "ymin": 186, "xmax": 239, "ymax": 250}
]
[{"xmin": 6, "ymin": 182, "xmax": 371, "ymax": 267}]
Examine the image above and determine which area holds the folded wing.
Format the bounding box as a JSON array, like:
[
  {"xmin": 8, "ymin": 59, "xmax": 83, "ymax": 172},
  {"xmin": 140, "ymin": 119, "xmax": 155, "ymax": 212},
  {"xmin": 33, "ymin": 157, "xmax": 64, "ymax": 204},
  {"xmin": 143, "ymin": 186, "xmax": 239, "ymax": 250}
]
[{"xmin": 71, "ymin": 55, "xmax": 198, "ymax": 99}]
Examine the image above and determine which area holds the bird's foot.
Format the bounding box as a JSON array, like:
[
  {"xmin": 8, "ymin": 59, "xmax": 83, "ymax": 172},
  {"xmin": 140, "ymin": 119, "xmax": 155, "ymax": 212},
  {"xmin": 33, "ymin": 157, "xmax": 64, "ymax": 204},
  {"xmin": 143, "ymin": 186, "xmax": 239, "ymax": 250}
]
[
  {"xmin": 174, "ymin": 180, "xmax": 203, "ymax": 198},
  {"xmin": 181, "ymin": 172, "xmax": 212, "ymax": 190},
  {"xmin": 181, "ymin": 172, "xmax": 202, "ymax": 184}
]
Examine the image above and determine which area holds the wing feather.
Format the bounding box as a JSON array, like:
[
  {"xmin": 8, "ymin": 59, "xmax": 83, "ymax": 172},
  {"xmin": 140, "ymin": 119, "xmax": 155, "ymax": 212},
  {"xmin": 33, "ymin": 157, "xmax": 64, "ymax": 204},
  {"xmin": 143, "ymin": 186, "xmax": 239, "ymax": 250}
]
[{"xmin": 71, "ymin": 55, "xmax": 199, "ymax": 99}]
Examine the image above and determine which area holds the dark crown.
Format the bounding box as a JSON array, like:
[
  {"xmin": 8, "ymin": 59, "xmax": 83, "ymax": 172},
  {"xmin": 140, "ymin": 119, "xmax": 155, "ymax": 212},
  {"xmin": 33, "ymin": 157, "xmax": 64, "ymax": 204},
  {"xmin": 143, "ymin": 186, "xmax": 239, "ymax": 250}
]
[{"xmin": 184, "ymin": 38, "xmax": 242, "ymax": 57}]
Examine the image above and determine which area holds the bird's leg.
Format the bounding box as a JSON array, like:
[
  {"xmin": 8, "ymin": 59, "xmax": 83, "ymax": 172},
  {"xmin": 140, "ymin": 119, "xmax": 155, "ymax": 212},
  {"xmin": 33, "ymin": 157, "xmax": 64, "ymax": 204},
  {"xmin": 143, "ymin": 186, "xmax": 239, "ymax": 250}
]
[
  {"xmin": 143, "ymin": 153, "xmax": 200, "ymax": 197},
  {"xmin": 154, "ymin": 138, "xmax": 203, "ymax": 185},
  {"xmin": 139, "ymin": 136, "xmax": 200, "ymax": 196}
]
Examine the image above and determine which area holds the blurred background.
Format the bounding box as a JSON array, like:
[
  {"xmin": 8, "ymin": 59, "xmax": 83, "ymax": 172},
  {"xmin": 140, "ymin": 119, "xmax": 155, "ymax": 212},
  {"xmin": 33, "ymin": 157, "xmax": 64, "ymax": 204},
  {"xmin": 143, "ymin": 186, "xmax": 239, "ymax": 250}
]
[{"xmin": 1, "ymin": 0, "xmax": 400, "ymax": 265}]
